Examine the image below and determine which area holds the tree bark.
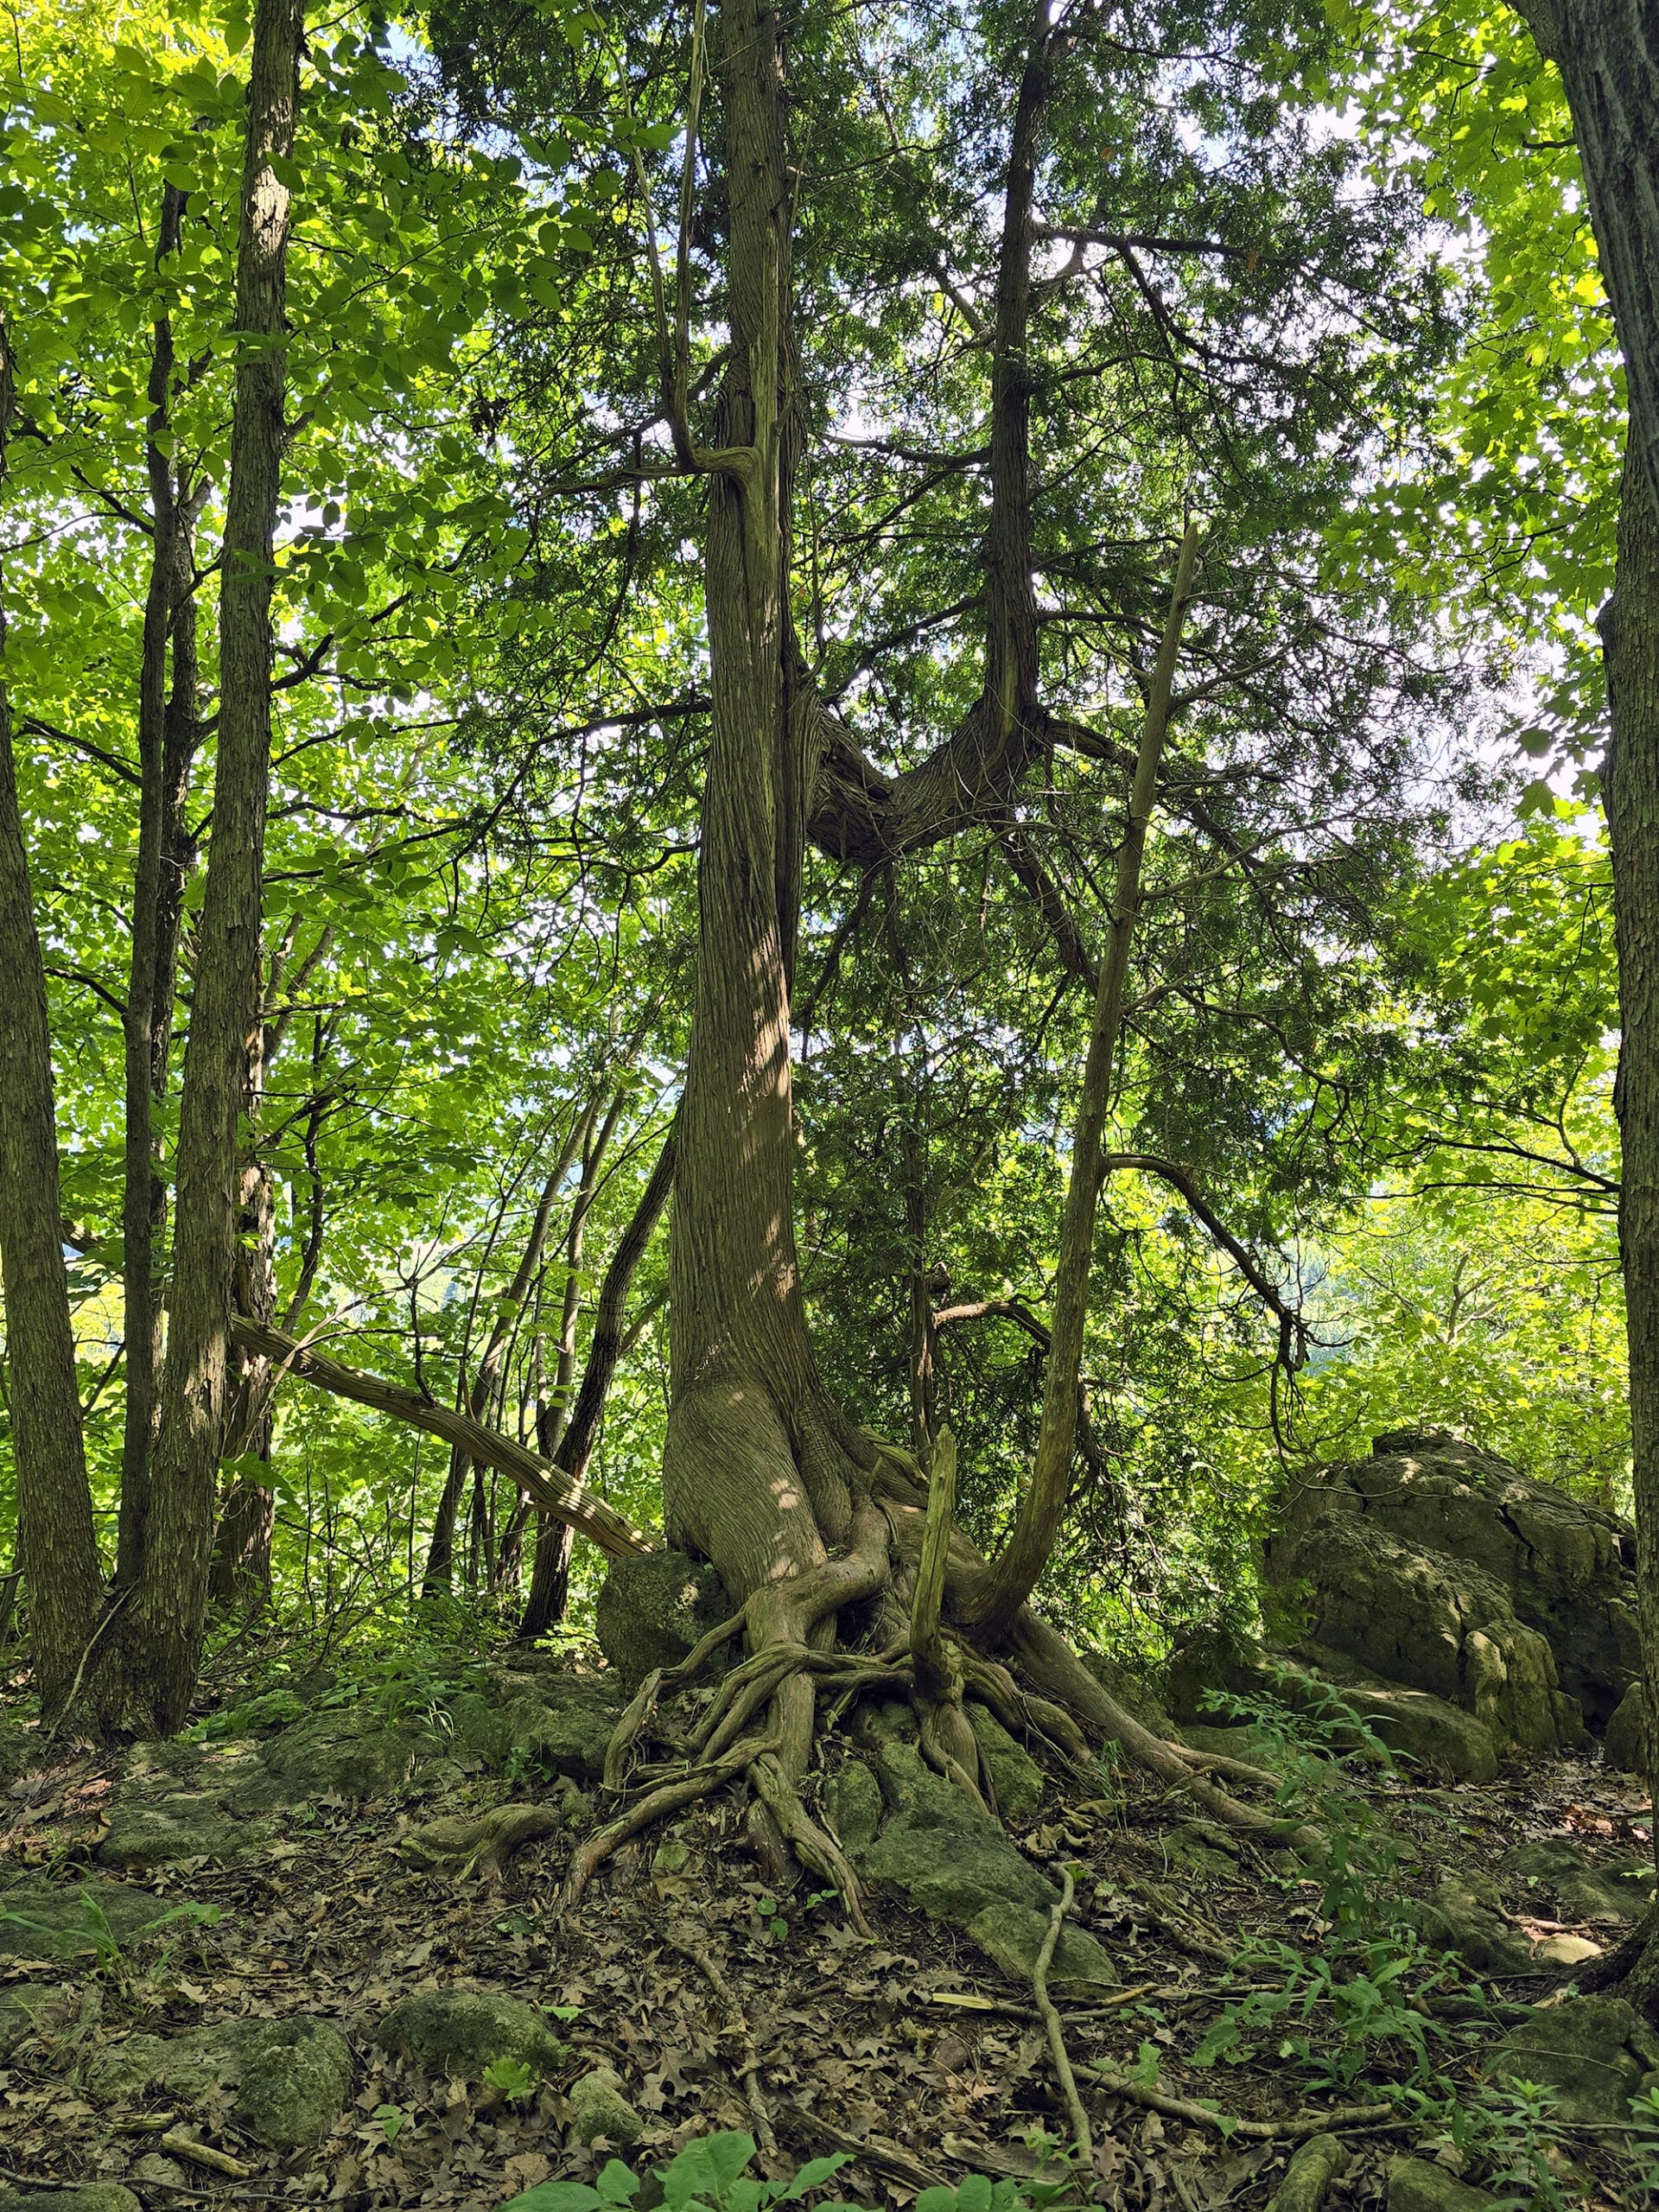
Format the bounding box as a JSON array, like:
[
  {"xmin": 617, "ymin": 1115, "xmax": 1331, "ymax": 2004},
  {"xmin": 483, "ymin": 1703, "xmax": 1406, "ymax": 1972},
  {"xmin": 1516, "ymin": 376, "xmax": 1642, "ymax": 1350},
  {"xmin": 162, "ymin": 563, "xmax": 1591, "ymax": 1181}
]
[
  {"xmin": 118, "ymin": 181, "xmax": 206, "ymax": 1590},
  {"xmin": 1603, "ymin": 448, "xmax": 1659, "ymax": 1942},
  {"xmin": 124, "ymin": 0, "xmax": 303, "ymax": 1730},
  {"xmin": 0, "ymin": 320, "xmax": 105, "ymax": 1720},
  {"xmin": 1510, "ymin": 0, "xmax": 1659, "ymax": 517}
]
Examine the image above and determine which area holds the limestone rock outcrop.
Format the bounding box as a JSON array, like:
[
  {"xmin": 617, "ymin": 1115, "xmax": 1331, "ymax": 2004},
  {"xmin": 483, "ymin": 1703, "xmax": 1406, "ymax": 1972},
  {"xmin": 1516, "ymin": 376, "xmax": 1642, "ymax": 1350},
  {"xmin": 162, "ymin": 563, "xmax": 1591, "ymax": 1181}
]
[{"xmin": 1263, "ymin": 1429, "xmax": 1639, "ymax": 1751}]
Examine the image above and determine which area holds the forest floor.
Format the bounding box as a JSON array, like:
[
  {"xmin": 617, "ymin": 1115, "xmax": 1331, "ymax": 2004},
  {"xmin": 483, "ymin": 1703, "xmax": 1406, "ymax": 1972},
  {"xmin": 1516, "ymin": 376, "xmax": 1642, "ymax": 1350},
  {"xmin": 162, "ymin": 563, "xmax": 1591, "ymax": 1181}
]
[{"xmin": 0, "ymin": 1642, "xmax": 1656, "ymax": 2212}]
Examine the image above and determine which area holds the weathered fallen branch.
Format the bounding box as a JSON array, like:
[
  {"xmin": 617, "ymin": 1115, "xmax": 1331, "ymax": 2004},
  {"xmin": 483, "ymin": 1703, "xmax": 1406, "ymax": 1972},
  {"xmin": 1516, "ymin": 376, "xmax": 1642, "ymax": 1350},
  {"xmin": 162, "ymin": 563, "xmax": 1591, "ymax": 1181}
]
[
  {"xmin": 1079, "ymin": 2059, "xmax": 1390, "ymax": 2141},
  {"xmin": 230, "ymin": 1314, "xmax": 652, "ymax": 1559}
]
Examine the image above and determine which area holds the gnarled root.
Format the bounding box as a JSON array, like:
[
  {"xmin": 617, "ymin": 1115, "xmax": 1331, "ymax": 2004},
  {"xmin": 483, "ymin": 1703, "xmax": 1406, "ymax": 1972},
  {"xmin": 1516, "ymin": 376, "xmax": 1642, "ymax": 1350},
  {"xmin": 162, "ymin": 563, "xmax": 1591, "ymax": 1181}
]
[{"xmin": 398, "ymin": 1802, "xmax": 563, "ymax": 1879}]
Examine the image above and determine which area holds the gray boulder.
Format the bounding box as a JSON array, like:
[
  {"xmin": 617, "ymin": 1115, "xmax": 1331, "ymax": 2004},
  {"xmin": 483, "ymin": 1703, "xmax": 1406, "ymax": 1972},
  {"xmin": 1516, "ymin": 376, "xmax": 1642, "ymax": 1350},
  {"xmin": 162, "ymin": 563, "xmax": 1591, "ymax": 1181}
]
[
  {"xmin": 595, "ymin": 1551, "xmax": 730, "ymax": 1689},
  {"xmin": 1265, "ymin": 1510, "xmax": 1582, "ymax": 1755},
  {"xmin": 376, "ymin": 1987, "xmax": 566, "ymax": 2077},
  {"xmin": 1268, "ymin": 1432, "xmax": 1639, "ymax": 1727},
  {"xmin": 1480, "ymin": 1994, "xmax": 1659, "ymax": 2122}
]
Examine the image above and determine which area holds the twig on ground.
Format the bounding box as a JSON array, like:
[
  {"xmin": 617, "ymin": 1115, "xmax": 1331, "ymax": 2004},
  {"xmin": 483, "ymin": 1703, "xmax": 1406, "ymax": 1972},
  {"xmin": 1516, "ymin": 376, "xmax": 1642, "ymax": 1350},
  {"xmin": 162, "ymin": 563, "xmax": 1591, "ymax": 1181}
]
[
  {"xmin": 669, "ymin": 1922, "xmax": 777, "ymax": 2152},
  {"xmin": 1079, "ymin": 2060, "xmax": 1391, "ymax": 2140},
  {"xmin": 776, "ymin": 2106, "xmax": 947, "ymax": 2190},
  {"xmin": 1032, "ymin": 1866, "xmax": 1093, "ymax": 2159},
  {"xmin": 158, "ymin": 2131, "xmax": 257, "ymax": 2178}
]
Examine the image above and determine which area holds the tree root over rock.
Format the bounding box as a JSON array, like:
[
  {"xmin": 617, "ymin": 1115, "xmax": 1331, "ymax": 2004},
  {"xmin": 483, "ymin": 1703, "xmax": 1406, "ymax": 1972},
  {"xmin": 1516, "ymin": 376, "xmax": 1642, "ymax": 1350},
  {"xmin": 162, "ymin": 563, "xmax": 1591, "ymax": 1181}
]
[
  {"xmin": 569, "ymin": 1433, "xmax": 1322, "ymax": 1957},
  {"xmin": 397, "ymin": 1804, "xmax": 563, "ymax": 1880}
]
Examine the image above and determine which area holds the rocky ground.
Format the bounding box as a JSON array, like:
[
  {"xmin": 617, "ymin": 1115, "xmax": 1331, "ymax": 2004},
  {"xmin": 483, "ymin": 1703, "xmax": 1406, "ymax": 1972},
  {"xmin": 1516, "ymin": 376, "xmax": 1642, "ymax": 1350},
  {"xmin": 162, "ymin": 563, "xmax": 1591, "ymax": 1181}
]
[
  {"xmin": 0, "ymin": 1635, "xmax": 1656, "ymax": 2212},
  {"xmin": 3, "ymin": 1433, "xmax": 1658, "ymax": 2212}
]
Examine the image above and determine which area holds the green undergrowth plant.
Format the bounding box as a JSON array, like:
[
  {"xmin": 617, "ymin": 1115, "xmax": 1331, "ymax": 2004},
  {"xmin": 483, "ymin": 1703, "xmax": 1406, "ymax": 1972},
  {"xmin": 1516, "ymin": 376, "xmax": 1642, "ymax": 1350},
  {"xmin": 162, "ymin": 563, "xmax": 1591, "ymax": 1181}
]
[
  {"xmin": 0, "ymin": 1888, "xmax": 221, "ymax": 1987},
  {"xmin": 1393, "ymin": 2079, "xmax": 1575, "ymax": 2211},
  {"xmin": 503, "ymin": 2133, "xmax": 1077, "ymax": 2212}
]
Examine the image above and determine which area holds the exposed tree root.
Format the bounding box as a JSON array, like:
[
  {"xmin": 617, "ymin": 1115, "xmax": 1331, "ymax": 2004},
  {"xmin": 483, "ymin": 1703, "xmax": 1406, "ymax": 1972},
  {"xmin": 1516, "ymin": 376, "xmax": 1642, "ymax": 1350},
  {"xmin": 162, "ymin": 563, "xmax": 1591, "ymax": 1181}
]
[
  {"xmin": 1032, "ymin": 1866, "xmax": 1092, "ymax": 2160},
  {"xmin": 1077, "ymin": 2061, "xmax": 1392, "ymax": 2141},
  {"xmin": 668, "ymin": 1924, "xmax": 776, "ymax": 2152},
  {"xmin": 397, "ymin": 1803, "xmax": 563, "ymax": 1879},
  {"xmin": 776, "ymin": 2107, "xmax": 947, "ymax": 2193}
]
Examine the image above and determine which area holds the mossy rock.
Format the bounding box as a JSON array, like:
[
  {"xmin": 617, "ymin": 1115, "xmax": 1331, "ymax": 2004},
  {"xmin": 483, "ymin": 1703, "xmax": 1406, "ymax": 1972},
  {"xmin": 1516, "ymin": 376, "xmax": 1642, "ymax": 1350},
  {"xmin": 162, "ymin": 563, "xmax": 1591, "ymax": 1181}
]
[
  {"xmin": 234, "ymin": 2018, "xmax": 356, "ymax": 2147},
  {"xmin": 1480, "ymin": 1995, "xmax": 1659, "ymax": 2122},
  {"xmin": 1605, "ymin": 1681, "xmax": 1649, "ymax": 1774},
  {"xmin": 823, "ymin": 1759, "xmax": 883, "ymax": 1854},
  {"xmin": 257, "ymin": 1713, "xmax": 420, "ymax": 1800},
  {"xmin": 97, "ymin": 1795, "xmax": 279, "ymax": 1871},
  {"xmin": 486, "ymin": 1670, "xmax": 622, "ymax": 1783},
  {"xmin": 594, "ymin": 1551, "xmax": 730, "ymax": 1689},
  {"xmin": 1387, "ymin": 2158, "xmax": 1501, "ymax": 2212},
  {"xmin": 0, "ymin": 1878, "xmax": 176, "ymax": 1963},
  {"xmin": 963, "ymin": 1900, "xmax": 1116, "ymax": 1992},
  {"xmin": 0, "ymin": 1980, "xmax": 76, "ymax": 2057},
  {"xmin": 857, "ymin": 1744, "xmax": 1055, "ymax": 1926},
  {"xmin": 1502, "ymin": 1839, "xmax": 1656, "ymax": 1925},
  {"xmin": 967, "ymin": 1707, "xmax": 1045, "ymax": 1817},
  {"xmin": 1163, "ymin": 1819, "xmax": 1244, "ymax": 1878},
  {"xmin": 88, "ymin": 2015, "xmax": 353, "ymax": 2148},
  {"xmin": 1404, "ymin": 1875, "xmax": 1544, "ymax": 1976},
  {"xmin": 569, "ymin": 2063, "xmax": 644, "ymax": 2147},
  {"xmin": 376, "ymin": 1987, "xmax": 567, "ymax": 2077}
]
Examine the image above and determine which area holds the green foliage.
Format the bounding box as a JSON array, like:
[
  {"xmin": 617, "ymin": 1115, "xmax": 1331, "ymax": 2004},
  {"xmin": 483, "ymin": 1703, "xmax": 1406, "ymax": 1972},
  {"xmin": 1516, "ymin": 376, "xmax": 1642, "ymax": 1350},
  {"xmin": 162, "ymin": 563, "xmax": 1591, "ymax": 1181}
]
[
  {"xmin": 502, "ymin": 2135, "xmax": 1071, "ymax": 2212},
  {"xmin": 482, "ymin": 2054, "xmax": 539, "ymax": 2101},
  {"xmin": 0, "ymin": 1888, "xmax": 221, "ymax": 1980}
]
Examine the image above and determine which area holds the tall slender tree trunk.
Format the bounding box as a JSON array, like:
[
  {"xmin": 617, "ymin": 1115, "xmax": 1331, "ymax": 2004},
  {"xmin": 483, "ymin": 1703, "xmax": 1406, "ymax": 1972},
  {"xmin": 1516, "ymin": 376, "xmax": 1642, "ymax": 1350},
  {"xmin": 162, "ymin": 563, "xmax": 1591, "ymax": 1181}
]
[
  {"xmin": 518, "ymin": 1132, "xmax": 676, "ymax": 1640},
  {"xmin": 1510, "ymin": 0, "xmax": 1659, "ymax": 514},
  {"xmin": 1604, "ymin": 452, "xmax": 1659, "ymax": 1961},
  {"xmin": 423, "ymin": 1104, "xmax": 593, "ymax": 1594},
  {"xmin": 0, "ymin": 321, "xmax": 105, "ymax": 1719},
  {"xmin": 118, "ymin": 181, "xmax": 206, "ymax": 1589},
  {"xmin": 124, "ymin": 0, "xmax": 303, "ymax": 1731}
]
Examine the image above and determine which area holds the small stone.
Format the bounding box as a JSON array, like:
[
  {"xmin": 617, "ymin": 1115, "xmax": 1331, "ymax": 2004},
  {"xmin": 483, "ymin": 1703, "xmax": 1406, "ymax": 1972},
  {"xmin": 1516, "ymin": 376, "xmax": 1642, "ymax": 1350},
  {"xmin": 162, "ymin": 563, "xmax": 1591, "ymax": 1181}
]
[
  {"xmin": 1533, "ymin": 1934, "xmax": 1602, "ymax": 1967},
  {"xmin": 376, "ymin": 1987, "xmax": 566, "ymax": 2077},
  {"xmin": 963, "ymin": 1900, "xmax": 1116, "ymax": 1991},
  {"xmin": 1387, "ymin": 2158, "xmax": 1501, "ymax": 2212},
  {"xmin": 967, "ymin": 1707, "xmax": 1045, "ymax": 1817},
  {"xmin": 594, "ymin": 1552, "xmax": 729, "ymax": 1689},
  {"xmin": 130, "ymin": 2156, "xmax": 188, "ymax": 2190},
  {"xmin": 568, "ymin": 2062, "xmax": 644, "ymax": 2147},
  {"xmin": 1481, "ymin": 1994, "xmax": 1659, "ymax": 2122}
]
